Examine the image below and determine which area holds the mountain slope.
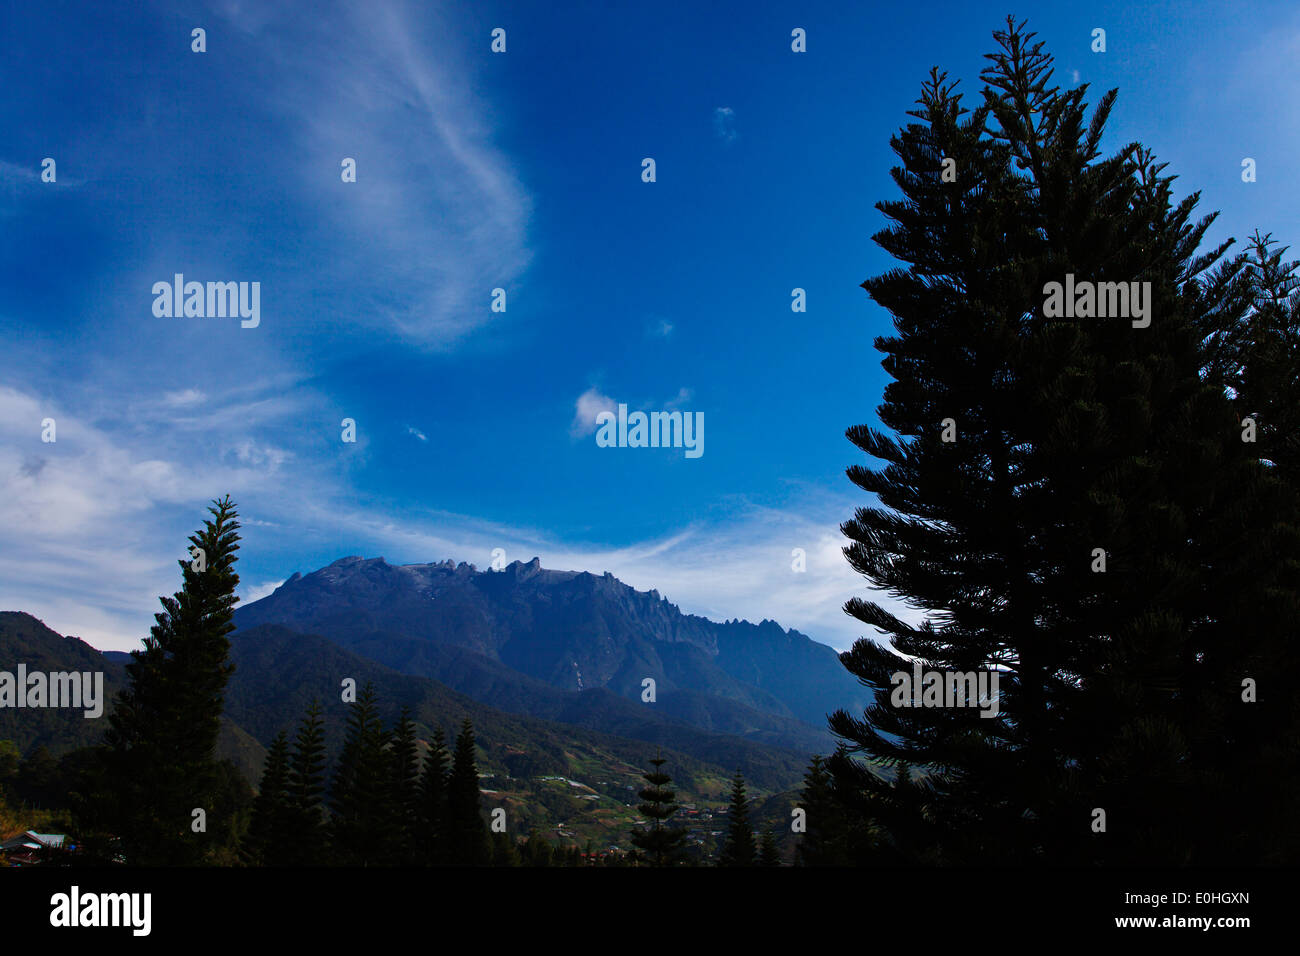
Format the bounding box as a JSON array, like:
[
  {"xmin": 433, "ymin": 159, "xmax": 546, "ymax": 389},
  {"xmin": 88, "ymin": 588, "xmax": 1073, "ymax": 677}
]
[
  {"xmin": 1, "ymin": 611, "xmax": 811, "ymax": 793},
  {"xmin": 307, "ymin": 627, "xmax": 830, "ymax": 754},
  {"xmin": 0, "ymin": 611, "xmax": 266, "ymax": 781},
  {"xmin": 234, "ymin": 556, "xmax": 867, "ymax": 749},
  {"xmin": 225, "ymin": 623, "xmax": 808, "ymax": 793},
  {"xmin": 0, "ymin": 611, "xmax": 125, "ymax": 755}
]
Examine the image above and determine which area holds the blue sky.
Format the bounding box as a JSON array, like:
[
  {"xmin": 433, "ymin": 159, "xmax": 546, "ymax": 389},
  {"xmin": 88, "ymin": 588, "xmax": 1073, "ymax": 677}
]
[{"xmin": 2, "ymin": 0, "xmax": 1297, "ymax": 653}]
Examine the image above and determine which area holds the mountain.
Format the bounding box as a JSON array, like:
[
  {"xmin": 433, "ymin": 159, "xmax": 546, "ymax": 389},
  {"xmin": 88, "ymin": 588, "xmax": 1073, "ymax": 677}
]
[
  {"xmin": 0, "ymin": 611, "xmax": 126, "ymax": 756},
  {"xmin": 222, "ymin": 623, "xmax": 812, "ymax": 844},
  {"xmin": 0, "ymin": 611, "xmax": 266, "ymax": 781},
  {"xmin": 233, "ymin": 556, "xmax": 867, "ymax": 752},
  {"xmin": 225, "ymin": 623, "xmax": 807, "ymax": 791},
  {"xmin": 1, "ymin": 610, "xmax": 816, "ymax": 845},
  {"xmin": 4, "ymin": 558, "xmax": 869, "ymax": 846},
  {"xmin": 1, "ymin": 610, "xmax": 820, "ymax": 792}
]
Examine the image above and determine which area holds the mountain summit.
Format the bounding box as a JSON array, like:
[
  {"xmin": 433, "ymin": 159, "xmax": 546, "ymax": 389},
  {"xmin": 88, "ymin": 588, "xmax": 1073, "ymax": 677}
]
[{"xmin": 234, "ymin": 556, "xmax": 867, "ymax": 751}]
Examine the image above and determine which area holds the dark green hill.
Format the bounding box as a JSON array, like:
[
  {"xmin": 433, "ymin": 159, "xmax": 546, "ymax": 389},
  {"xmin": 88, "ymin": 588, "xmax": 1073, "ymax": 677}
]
[
  {"xmin": 318, "ymin": 628, "xmax": 831, "ymax": 755},
  {"xmin": 0, "ymin": 611, "xmax": 125, "ymax": 755},
  {"xmin": 0, "ymin": 611, "xmax": 266, "ymax": 781},
  {"xmin": 227, "ymin": 623, "xmax": 807, "ymax": 794},
  {"xmin": 2, "ymin": 611, "xmax": 813, "ymax": 846},
  {"xmin": 228, "ymin": 621, "xmax": 820, "ymax": 846}
]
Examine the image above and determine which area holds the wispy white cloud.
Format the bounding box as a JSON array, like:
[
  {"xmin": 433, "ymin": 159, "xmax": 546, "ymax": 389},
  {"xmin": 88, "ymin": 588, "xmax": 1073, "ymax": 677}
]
[
  {"xmin": 0, "ymin": 0, "xmax": 540, "ymax": 645},
  {"xmin": 230, "ymin": 439, "xmax": 293, "ymax": 472},
  {"xmin": 161, "ymin": 388, "xmax": 205, "ymax": 407},
  {"xmin": 124, "ymin": 377, "xmax": 311, "ymax": 434},
  {"xmin": 0, "ymin": 3, "xmax": 906, "ymax": 660},
  {"xmin": 210, "ymin": 0, "xmax": 533, "ymax": 347},
  {"xmin": 306, "ymin": 488, "xmax": 913, "ymax": 653},
  {"xmin": 0, "ymin": 381, "xmax": 334, "ymax": 650},
  {"xmin": 570, "ymin": 386, "xmax": 616, "ymax": 438},
  {"xmin": 0, "ymin": 160, "xmax": 39, "ymax": 183},
  {"xmin": 664, "ymin": 387, "xmax": 693, "ymax": 411},
  {"xmin": 648, "ymin": 318, "xmax": 674, "ymax": 338},
  {"xmin": 244, "ymin": 579, "xmax": 286, "ymax": 603},
  {"xmin": 0, "ymin": 158, "xmax": 84, "ymax": 191},
  {"xmin": 570, "ymin": 385, "xmax": 698, "ymax": 439},
  {"xmin": 1, "ymin": 376, "xmax": 911, "ymax": 654},
  {"xmin": 0, "ymin": 158, "xmax": 82, "ymax": 218},
  {"xmin": 713, "ymin": 106, "xmax": 738, "ymax": 144}
]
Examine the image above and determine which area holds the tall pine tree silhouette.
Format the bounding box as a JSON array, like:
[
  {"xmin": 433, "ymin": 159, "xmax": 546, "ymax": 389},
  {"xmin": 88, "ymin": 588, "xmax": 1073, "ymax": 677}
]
[
  {"xmin": 717, "ymin": 771, "xmax": 756, "ymax": 867},
  {"xmin": 1201, "ymin": 231, "xmax": 1300, "ymax": 861},
  {"xmin": 245, "ymin": 731, "xmax": 290, "ymax": 865},
  {"xmin": 830, "ymin": 17, "xmax": 1296, "ymax": 864},
  {"xmin": 283, "ymin": 701, "xmax": 327, "ymax": 865},
  {"xmin": 330, "ymin": 684, "xmax": 394, "ymax": 865},
  {"xmin": 103, "ymin": 496, "xmax": 241, "ymax": 865},
  {"xmin": 629, "ymin": 753, "xmax": 687, "ymax": 866},
  {"xmin": 417, "ymin": 727, "xmax": 449, "ymax": 864},
  {"xmin": 444, "ymin": 719, "xmax": 488, "ymax": 865},
  {"xmin": 795, "ymin": 753, "xmax": 855, "ymax": 866},
  {"xmin": 389, "ymin": 707, "xmax": 421, "ymax": 865},
  {"xmin": 1213, "ymin": 231, "xmax": 1300, "ymax": 478}
]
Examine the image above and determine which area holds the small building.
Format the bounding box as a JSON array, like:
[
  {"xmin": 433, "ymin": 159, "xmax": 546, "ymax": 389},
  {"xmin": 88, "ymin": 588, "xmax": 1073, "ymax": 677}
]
[{"xmin": 1, "ymin": 831, "xmax": 66, "ymax": 865}]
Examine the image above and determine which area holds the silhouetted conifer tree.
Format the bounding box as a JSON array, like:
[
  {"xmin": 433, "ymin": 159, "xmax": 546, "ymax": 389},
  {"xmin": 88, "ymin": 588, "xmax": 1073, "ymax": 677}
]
[
  {"xmin": 1214, "ymin": 231, "xmax": 1300, "ymax": 478},
  {"xmin": 389, "ymin": 707, "xmax": 420, "ymax": 864},
  {"xmin": 445, "ymin": 719, "xmax": 488, "ymax": 865},
  {"xmin": 283, "ymin": 701, "xmax": 327, "ymax": 865},
  {"xmin": 717, "ymin": 771, "xmax": 756, "ymax": 866},
  {"xmin": 417, "ymin": 727, "xmax": 449, "ymax": 864},
  {"xmin": 330, "ymin": 684, "xmax": 394, "ymax": 865},
  {"xmin": 245, "ymin": 731, "xmax": 290, "ymax": 865},
  {"xmin": 102, "ymin": 496, "xmax": 241, "ymax": 865},
  {"xmin": 796, "ymin": 753, "xmax": 852, "ymax": 866},
  {"xmin": 521, "ymin": 827, "xmax": 554, "ymax": 866},
  {"xmin": 490, "ymin": 830, "xmax": 520, "ymax": 866},
  {"xmin": 1200, "ymin": 231, "xmax": 1300, "ymax": 861},
  {"xmin": 630, "ymin": 753, "xmax": 688, "ymax": 866},
  {"xmin": 831, "ymin": 17, "xmax": 1298, "ymax": 865}
]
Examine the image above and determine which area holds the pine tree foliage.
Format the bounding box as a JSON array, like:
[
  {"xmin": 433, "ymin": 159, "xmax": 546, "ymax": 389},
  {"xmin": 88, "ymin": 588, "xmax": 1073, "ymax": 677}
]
[
  {"xmin": 444, "ymin": 719, "xmax": 488, "ymax": 865},
  {"xmin": 758, "ymin": 827, "xmax": 781, "ymax": 867},
  {"xmin": 629, "ymin": 753, "xmax": 688, "ymax": 866},
  {"xmin": 831, "ymin": 18, "xmax": 1300, "ymax": 864},
  {"xmin": 417, "ymin": 726, "xmax": 449, "ymax": 865},
  {"xmin": 717, "ymin": 770, "xmax": 756, "ymax": 867},
  {"xmin": 389, "ymin": 707, "xmax": 421, "ymax": 865},
  {"xmin": 245, "ymin": 731, "xmax": 290, "ymax": 865},
  {"xmin": 283, "ymin": 701, "xmax": 327, "ymax": 865},
  {"xmin": 521, "ymin": 827, "xmax": 555, "ymax": 866},
  {"xmin": 102, "ymin": 496, "xmax": 241, "ymax": 865},
  {"xmin": 330, "ymin": 683, "xmax": 394, "ymax": 865},
  {"xmin": 1209, "ymin": 231, "xmax": 1300, "ymax": 477},
  {"xmin": 1203, "ymin": 233, "xmax": 1300, "ymax": 859},
  {"xmin": 795, "ymin": 753, "xmax": 855, "ymax": 866},
  {"xmin": 489, "ymin": 830, "xmax": 520, "ymax": 866}
]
